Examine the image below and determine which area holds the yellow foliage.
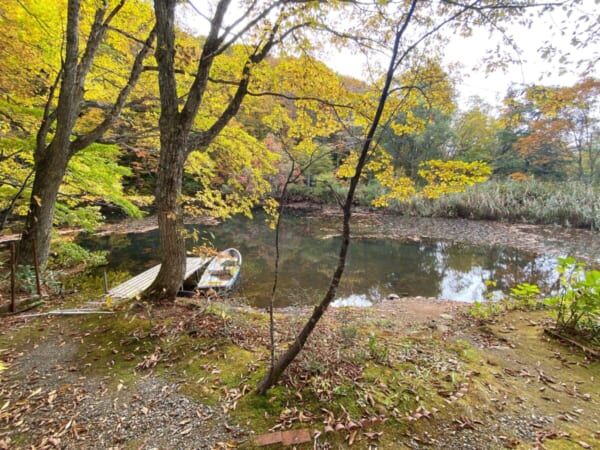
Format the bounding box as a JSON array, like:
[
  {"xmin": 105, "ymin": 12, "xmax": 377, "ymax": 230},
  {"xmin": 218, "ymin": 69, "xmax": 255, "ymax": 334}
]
[
  {"xmin": 372, "ymin": 167, "xmax": 416, "ymax": 207},
  {"xmin": 337, "ymin": 152, "xmax": 359, "ymax": 178},
  {"xmin": 262, "ymin": 197, "xmax": 280, "ymax": 230},
  {"xmin": 184, "ymin": 123, "xmax": 277, "ymax": 220},
  {"xmin": 418, "ymin": 160, "xmax": 492, "ymax": 199}
]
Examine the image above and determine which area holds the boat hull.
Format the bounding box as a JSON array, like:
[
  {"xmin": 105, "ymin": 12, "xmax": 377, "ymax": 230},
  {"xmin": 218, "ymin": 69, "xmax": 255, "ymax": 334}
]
[{"xmin": 197, "ymin": 248, "xmax": 242, "ymax": 291}]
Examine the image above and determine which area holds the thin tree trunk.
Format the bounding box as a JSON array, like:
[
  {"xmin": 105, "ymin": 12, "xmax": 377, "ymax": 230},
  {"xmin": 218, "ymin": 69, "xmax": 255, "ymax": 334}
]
[
  {"xmin": 266, "ymin": 159, "xmax": 295, "ymax": 377},
  {"xmin": 256, "ymin": 0, "xmax": 418, "ymax": 395}
]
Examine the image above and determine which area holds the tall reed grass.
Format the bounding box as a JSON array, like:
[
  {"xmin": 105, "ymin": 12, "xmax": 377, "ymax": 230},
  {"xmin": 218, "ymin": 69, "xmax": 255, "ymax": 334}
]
[{"xmin": 396, "ymin": 180, "xmax": 599, "ymax": 230}]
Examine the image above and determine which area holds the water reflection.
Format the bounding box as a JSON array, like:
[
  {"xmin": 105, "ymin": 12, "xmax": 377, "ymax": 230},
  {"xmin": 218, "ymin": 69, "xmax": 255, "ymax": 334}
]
[{"xmin": 76, "ymin": 214, "xmax": 558, "ymax": 308}]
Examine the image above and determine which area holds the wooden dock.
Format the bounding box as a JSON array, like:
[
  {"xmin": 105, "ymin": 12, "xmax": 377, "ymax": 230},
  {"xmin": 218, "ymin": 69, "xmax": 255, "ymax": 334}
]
[{"xmin": 107, "ymin": 257, "xmax": 209, "ymax": 300}]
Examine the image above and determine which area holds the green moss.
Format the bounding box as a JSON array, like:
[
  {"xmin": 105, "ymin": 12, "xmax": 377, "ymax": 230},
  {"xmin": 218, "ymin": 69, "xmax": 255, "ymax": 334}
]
[
  {"xmin": 164, "ymin": 337, "xmax": 258, "ymax": 404},
  {"xmin": 451, "ymin": 338, "xmax": 481, "ymax": 362},
  {"xmin": 76, "ymin": 313, "xmax": 156, "ymax": 383},
  {"xmin": 234, "ymin": 385, "xmax": 291, "ymax": 431}
]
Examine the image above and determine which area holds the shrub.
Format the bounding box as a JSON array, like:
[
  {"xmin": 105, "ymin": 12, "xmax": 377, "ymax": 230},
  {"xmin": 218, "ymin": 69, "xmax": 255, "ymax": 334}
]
[
  {"xmin": 545, "ymin": 257, "xmax": 600, "ymax": 343},
  {"xmin": 469, "ymin": 280, "xmax": 542, "ymax": 321},
  {"xmin": 50, "ymin": 240, "xmax": 108, "ymax": 269},
  {"xmin": 397, "ymin": 180, "xmax": 600, "ymax": 230}
]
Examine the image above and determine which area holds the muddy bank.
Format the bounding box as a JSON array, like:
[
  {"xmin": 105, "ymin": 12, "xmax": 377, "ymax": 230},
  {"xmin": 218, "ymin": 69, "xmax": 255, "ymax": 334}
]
[{"xmin": 311, "ymin": 211, "xmax": 600, "ymax": 264}]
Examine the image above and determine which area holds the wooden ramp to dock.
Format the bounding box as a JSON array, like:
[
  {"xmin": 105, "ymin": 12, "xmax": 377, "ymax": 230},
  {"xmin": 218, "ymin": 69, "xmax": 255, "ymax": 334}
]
[{"xmin": 107, "ymin": 257, "xmax": 209, "ymax": 300}]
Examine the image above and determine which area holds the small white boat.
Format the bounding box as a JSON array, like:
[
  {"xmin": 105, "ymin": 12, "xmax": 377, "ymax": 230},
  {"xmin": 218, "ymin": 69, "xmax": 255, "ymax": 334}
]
[{"xmin": 197, "ymin": 248, "xmax": 242, "ymax": 291}]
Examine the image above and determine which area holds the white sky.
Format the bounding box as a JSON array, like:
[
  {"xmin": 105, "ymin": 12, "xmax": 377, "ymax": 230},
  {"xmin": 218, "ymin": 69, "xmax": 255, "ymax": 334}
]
[
  {"xmin": 327, "ymin": 3, "xmax": 599, "ymax": 110},
  {"xmin": 185, "ymin": 1, "xmax": 599, "ymax": 111}
]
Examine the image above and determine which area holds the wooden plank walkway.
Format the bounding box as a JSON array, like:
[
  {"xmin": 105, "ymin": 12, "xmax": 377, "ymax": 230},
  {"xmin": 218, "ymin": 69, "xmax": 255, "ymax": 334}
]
[{"xmin": 107, "ymin": 257, "xmax": 209, "ymax": 300}]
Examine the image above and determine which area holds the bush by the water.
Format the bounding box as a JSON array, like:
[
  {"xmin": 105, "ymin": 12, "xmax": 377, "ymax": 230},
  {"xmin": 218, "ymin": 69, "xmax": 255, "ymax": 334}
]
[
  {"xmin": 49, "ymin": 240, "xmax": 107, "ymax": 269},
  {"xmin": 545, "ymin": 257, "xmax": 600, "ymax": 346}
]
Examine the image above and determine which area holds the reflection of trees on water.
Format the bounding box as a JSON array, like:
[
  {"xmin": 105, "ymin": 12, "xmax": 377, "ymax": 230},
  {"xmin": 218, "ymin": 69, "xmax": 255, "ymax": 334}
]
[
  {"xmin": 435, "ymin": 243, "xmax": 557, "ymax": 300},
  {"xmin": 76, "ymin": 213, "xmax": 557, "ymax": 307}
]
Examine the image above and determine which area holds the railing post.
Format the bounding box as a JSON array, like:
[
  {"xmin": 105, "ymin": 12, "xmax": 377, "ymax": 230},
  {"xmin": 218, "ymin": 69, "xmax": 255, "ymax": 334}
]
[
  {"xmin": 32, "ymin": 240, "xmax": 42, "ymax": 296},
  {"xmin": 10, "ymin": 242, "xmax": 16, "ymax": 313},
  {"xmin": 103, "ymin": 270, "xmax": 109, "ymax": 294}
]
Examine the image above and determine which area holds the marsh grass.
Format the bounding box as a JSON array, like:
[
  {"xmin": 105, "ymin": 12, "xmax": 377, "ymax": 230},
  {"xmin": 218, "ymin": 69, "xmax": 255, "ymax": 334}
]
[
  {"xmin": 288, "ymin": 179, "xmax": 599, "ymax": 229},
  {"xmin": 396, "ymin": 180, "xmax": 600, "ymax": 230}
]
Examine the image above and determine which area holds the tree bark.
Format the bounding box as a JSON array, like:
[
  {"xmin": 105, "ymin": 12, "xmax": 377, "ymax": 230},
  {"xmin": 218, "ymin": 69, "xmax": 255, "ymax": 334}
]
[
  {"xmin": 144, "ymin": 131, "xmax": 187, "ymax": 299},
  {"xmin": 18, "ymin": 149, "xmax": 71, "ymax": 264}
]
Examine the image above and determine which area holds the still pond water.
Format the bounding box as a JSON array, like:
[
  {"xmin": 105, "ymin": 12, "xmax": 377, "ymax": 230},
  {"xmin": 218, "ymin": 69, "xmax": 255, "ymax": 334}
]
[{"xmin": 79, "ymin": 214, "xmax": 557, "ymax": 308}]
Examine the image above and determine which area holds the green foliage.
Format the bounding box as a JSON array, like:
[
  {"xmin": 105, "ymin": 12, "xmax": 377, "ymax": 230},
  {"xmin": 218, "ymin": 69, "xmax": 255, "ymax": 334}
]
[
  {"xmin": 1, "ymin": 136, "xmax": 143, "ymax": 232},
  {"xmin": 14, "ymin": 266, "xmax": 41, "ymax": 295},
  {"xmin": 63, "ymin": 144, "xmax": 143, "ymax": 220},
  {"xmin": 287, "ymin": 172, "xmax": 347, "ymax": 204},
  {"xmin": 53, "ymin": 204, "xmax": 105, "ymax": 231},
  {"xmin": 0, "ymin": 136, "xmax": 35, "ymax": 222},
  {"xmin": 545, "ymin": 257, "xmax": 600, "ymax": 342},
  {"xmin": 450, "ymin": 100, "xmax": 500, "ymax": 163},
  {"xmin": 469, "ymin": 281, "xmax": 504, "ymax": 320},
  {"xmin": 49, "ymin": 240, "xmax": 108, "ymax": 269},
  {"xmin": 0, "ymin": 263, "xmax": 59, "ymax": 295},
  {"xmin": 470, "ymin": 280, "xmax": 543, "ymax": 321},
  {"xmin": 508, "ymin": 283, "xmax": 542, "ymax": 310}
]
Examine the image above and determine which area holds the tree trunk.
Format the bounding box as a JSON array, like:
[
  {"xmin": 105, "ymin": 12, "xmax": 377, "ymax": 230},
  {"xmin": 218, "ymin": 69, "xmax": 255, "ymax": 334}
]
[
  {"xmin": 143, "ymin": 132, "xmax": 187, "ymax": 300},
  {"xmin": 145, "ymin": 0, "xmax": 269, "ymax": 302},
  {"xmin": 257, "ymin": 214, "xmax": 351, "ymax": 394},
  {"xmin": 18, "ymin": 147, "xmax": 71, "ymax": 265}
]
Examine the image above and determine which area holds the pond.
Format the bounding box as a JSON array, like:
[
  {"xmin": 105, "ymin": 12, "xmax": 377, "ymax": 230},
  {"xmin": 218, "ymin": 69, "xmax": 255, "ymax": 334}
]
[{"xmin": 77, "ymin": 213, "xmax": 560, "ymax": 308}]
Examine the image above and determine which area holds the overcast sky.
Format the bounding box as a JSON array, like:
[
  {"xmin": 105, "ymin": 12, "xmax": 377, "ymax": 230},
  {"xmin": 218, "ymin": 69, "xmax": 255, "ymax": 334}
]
[
  {"xmin": 327, "ymin": 3, "xmax": 598, "ymax": 109},
  {"xmin": 186, "ymin": 1, "xmax": 599, "ymax": 110}
]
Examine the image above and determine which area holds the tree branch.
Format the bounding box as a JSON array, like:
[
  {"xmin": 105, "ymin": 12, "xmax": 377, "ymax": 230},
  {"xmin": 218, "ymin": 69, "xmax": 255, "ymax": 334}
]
[{"xmin": 70, "ymin": 26, "xmax": 157, "ymax": 155}]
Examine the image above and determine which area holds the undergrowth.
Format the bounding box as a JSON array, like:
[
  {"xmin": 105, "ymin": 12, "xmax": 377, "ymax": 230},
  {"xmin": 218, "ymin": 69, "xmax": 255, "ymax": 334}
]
[{"xmin": 471, "ymin": 257, "xmax": 600, "ymax": 348}]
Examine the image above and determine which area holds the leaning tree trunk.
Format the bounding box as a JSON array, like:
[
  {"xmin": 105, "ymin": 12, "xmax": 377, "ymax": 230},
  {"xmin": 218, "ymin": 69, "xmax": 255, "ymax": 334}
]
[{"xmin": 256, "ymin": 0, "xmax": 418, "ymax": 394}]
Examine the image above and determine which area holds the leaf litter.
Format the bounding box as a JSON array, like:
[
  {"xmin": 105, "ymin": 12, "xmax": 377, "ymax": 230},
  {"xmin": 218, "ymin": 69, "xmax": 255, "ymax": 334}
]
[{"xmin": 0, "ymin": 295, "xmax": 599, "ymax": 448}]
